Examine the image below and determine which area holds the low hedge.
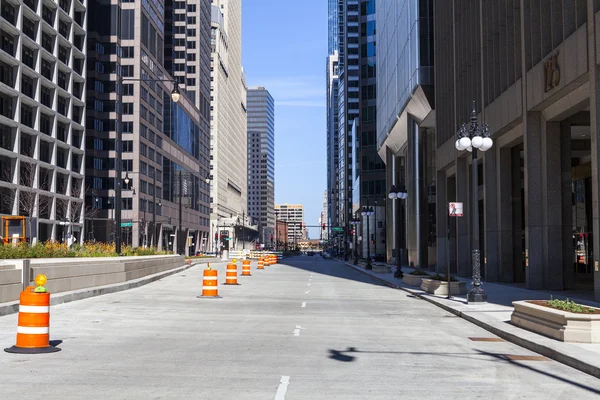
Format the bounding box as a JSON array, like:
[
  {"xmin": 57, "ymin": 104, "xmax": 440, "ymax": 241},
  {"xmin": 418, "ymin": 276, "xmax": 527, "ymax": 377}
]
[{"xmin": 0, "ymin": 241, "xmax": 170, "ymax": 259}]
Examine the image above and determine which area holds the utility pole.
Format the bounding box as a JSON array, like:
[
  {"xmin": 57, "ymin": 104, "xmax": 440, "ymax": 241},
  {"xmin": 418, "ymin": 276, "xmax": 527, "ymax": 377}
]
[{"xmin": 152, "ymin": 170, "xmax": 156, "ymax": 247}]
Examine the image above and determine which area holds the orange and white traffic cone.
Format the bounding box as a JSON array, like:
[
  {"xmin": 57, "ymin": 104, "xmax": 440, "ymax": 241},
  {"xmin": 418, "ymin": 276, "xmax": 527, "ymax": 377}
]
[
  {"xmin": 257, "ymin": 258, "xmax": 264, "ymax": 270},
  {"xmin": 241, "ymin": 260, "xmax": 252, "ymax": 276},
  {"xmin": 199, "ymin": 264, "xmax": 220, "ymax": 298},
  {"xmin": 273, "ymin": 254, "xmax": 278, "ymax": 264},
  {"xmin": 5, "ymin": 275, "xmax": 60, "ymax": 354},
  {"xmin": 224, "ymin": 263, "xmax": 240, "ymax": 285}
]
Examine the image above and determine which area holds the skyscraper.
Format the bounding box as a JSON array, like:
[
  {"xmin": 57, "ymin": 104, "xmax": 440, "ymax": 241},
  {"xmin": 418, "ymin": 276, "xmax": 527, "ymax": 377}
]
[
  {"xmin": 336, "ymin": 0, "xmax": 361, "ymax": 260},
  {"xmin": 326, "ymin": 52, "xmax": 340, "ymax": 236},
  {"xmin": 0, "ymin": 0, "xmax": 87, "ymax": 243},
  {"xmin": 86, "ymin": 1, "xmax": 211, "ymax": 253},
  {"xmin": 328, "ymin": 0, "xmax": 338, "ymax": 54},
  {"xmin": 247, "ymin": 87, "xmax": 275, "ymax": 247},
  {"xmin": 209, "ymin": 0, "xmax": 249, "ymax": 250}
]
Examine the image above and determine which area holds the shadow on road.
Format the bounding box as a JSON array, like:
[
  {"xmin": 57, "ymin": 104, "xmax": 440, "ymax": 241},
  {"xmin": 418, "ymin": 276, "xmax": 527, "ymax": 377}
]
[
  {"xmin": 279, "ymin": 256, "xmax": 393, "ymax": 289},
  {"xmin": 327, "ymin": 346, "xmax": 600, "ymax": 395}
]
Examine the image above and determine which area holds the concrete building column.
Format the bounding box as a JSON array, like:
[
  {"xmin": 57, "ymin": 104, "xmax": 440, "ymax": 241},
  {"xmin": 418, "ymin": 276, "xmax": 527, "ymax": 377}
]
[
  {"xmin": 524, "ymin": 112, "xmax": 544, "ymax": 289},
  {"xmin": 561, "ymin": 122, "xmax": 575, "ymax": 290},
  {"xmin": 436, "ymin": 170, "xmax": 448, "ymax": 273},
  {"xmin": 456, "ymin": 156, "xmax": 470, "ymax": 277},
  {"xmin": 587, "ymin": 0, "xmax": 600, "ymax": 300},
  {"xmin": 541, "ymin": 121, "xmax": 571, "ymax": 289},
  {"xmin": 498, "ymin": 147, "xmax": 514, "ymax": 282},
  {"xmin": 406, "ymin": 116, "xmax": 428, "ymax": 269},
  {"xmin": 483, "ymin": 145, "xmax": 500, "ymax": 282}
]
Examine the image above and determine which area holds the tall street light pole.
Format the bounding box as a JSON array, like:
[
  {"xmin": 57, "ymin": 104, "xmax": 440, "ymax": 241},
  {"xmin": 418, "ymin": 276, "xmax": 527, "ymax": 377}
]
[
  {"xmin": 115, "ymin": 78, "xmax": 180, "ymax": 254},
  {"xmin": 362, "ymin": 203, "xmax": 374, "ymax": 270},
  {"xmin": 389, "ymin": 185, "xmax": 408, "ymax": 278},
  {"xmin": 178, "ymin": 170, "xmax": 183, "ymax": 255},
  {"xmin": 152, "ymin": 169, "xmax": 157, "ymax": 247},
  {"xmin": 374, "ymin": 200, "xmax": 378, "ymax": 259},
  {"xmin": 455, "ymin": 101, "xmax": 493, "ymax": 303}
]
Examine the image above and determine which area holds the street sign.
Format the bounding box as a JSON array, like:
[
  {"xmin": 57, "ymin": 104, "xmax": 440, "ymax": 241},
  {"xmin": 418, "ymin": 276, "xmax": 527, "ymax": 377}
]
[
  {"xmin": 121, "ymin": 222, "xmax": 133, "ymax": 227},
  {"xmin": 449, "ymin": 202, "xmax": 463, "ymax": 217},
  {"xmin": 332, "ymin": 227, "xmax": 344, "ymax": 232}
]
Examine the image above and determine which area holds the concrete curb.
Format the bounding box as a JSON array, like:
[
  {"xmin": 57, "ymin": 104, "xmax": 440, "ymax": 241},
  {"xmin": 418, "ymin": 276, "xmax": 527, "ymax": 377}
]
[
  {"xmin": 0, "ymin": 259, "xmax": 221, "ymax": 317},
  {"xmin": 340, "ymin": 260, "xmax": 600, "ymax": 380}
]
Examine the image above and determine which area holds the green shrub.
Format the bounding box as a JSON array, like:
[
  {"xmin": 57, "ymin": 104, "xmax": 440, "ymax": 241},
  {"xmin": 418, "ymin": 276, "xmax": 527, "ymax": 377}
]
[
  {"xmin": 428, "ymin": 274, "xmax": 458, "ymax": 282},
  {"xmin": 547, "ymin": 298, "xmax": 595, "ymax": 313},
  {"xmin": 409, "ymin": 269, "xmax": 429, "ymax": 276},
  {"xmin": 0, "ymin": 241, "xmax": 169, "ymax": 258}
]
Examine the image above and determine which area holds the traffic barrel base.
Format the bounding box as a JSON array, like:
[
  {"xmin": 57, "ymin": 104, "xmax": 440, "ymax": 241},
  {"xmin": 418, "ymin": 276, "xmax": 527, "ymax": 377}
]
[{"xmin": 4, "ymin": 345, "xmax": 60, "ymax": 354}]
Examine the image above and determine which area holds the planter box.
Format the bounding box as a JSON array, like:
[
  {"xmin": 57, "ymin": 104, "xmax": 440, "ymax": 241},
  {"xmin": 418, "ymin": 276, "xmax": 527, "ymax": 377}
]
[
  {"xmin": 420, "ymin": 278, "xmax": 467, "ymax": 295},
  {"xmin": 403, "ymin": 274, "xmax": 425, "ymax": 286},
  {"xmin": 511, "ymin": 300, "xmax": 600, "ymax": 343},
  {"xmin": 372, "ymin": 265, "xmax": 391, "ymax": 273}
]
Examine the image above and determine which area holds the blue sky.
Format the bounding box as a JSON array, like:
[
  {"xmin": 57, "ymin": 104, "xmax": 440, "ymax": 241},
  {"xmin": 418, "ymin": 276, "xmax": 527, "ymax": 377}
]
[{"xmin": 242, "ymin": 0, "xmax": 328, "ymax": 239}]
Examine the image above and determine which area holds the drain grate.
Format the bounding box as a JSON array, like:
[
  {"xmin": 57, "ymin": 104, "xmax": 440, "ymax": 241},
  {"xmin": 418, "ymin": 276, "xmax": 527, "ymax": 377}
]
[
  {"xmin": 469, "ymin": 337, "xmax": 505, "ymax": 342},
  {"xmin": 503, "ymin": 354, "xmax": 549, "ymax": 361}
]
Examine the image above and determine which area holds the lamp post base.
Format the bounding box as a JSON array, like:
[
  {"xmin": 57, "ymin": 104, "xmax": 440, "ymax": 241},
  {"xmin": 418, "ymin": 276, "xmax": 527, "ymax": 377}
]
[{"xmin": 467, "ymin": 287, "xmax": 488, "ymax": 303}]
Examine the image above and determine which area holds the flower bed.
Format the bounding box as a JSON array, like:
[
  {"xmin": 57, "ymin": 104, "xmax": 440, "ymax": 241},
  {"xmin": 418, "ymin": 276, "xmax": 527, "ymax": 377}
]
[
  {"xmin": 0, "ymin": 242, "xmax": 170, "ymax": 259},
  {"xmin": 511, "ymin": 300, "xmax": 600, "ymax": 343}
]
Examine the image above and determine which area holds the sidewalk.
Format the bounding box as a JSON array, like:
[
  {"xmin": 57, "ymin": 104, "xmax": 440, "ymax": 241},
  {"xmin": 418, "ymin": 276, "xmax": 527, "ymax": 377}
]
[{"xmin": 339, "ymin": 259, "xmax": 600, "ymax": 379}]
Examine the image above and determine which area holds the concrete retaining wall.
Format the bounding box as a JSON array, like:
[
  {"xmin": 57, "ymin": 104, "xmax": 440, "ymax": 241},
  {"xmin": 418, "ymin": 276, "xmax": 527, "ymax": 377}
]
[
  {"xmin": 0, "ymin": 267, "xmax": 21, "ymax": 303},
  {"xmin": 0, "ymin": 255, "xmax": 185, "ymax": 303}
]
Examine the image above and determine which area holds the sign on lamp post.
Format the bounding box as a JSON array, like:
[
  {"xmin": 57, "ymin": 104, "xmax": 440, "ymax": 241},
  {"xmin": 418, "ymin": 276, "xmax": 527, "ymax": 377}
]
[{"xmin": 449, "ymin": 202, "xmax": 463, "ymax": 217}]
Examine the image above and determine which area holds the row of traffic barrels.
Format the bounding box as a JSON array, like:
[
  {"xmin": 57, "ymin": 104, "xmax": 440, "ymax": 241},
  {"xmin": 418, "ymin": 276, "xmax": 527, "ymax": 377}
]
[{"xmin": 201, "ymin": 255, "xmax": 278, "ymax": 297}]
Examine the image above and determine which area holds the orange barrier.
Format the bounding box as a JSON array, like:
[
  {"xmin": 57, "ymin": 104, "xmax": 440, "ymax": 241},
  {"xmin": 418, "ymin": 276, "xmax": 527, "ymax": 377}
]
[
  {"xmin": 265, "ymin": 256, "xmax": 271, "ymax": 267},
  {"xmin": 257, "ymin": 258, "xmax": 264, "ymax": 270},
  {"xmin": 201, "ymin": 268, "xmax": 219, "ymax": 297},
  {"xmin": 5, "ymin": 287, "xmax": 60, "ymax": 354},
  {"xmin": 224, "ymin": 263, "xmax": 240, "ymax": 285},
  {"xmin": 273, "ymin": 254, "xmax": 278, "ymax": 264},
  {"xmin": 241, "ymin": 260, "xmax": 252, "ymax": 276}
]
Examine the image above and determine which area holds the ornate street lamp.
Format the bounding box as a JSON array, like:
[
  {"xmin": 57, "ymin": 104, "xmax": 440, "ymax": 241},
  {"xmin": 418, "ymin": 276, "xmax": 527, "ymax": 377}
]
[
  {"xmin": 388, "ymin": 185, "xmax": 408, "ymax": 278},
  {"xmin": 361, "ymin": 205, "xmax": 375, "ymax": 270},
  {"xmin": 455, "ymin": 101, "xmax": 493, "ymax": 303},
  {"xmin": 350, "ymin": 217, "xmax": 360, "ymax": 265}
]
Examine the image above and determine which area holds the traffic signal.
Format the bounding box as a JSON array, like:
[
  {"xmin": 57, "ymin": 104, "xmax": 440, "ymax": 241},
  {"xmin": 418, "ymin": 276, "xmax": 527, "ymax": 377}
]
[
  {"xmin": 322, "ymin": 223, "xmax": 325, "ymax": 230},
  {"xmin": 350, "ymin": 229, "xmax": 355, "ymax": 235}
]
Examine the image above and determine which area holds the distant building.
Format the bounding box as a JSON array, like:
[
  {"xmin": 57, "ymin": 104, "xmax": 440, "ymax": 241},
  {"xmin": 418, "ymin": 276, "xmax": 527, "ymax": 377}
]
[
  {"xmin": 247, "ymin": 86, "xmax": 275, "ymax": 247},
  {"xmin": 275, "ymin": 219, "xmax": 288, "ymax": 250},
  {"xmin": 275, "ymin": 204, "xmax": 304, "ymax": 244}
]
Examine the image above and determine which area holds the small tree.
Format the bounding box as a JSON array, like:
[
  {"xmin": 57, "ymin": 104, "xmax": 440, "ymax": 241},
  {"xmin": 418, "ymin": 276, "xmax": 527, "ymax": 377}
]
[{"xmin": 56, "ymin": 178, "xmax": 84, "ymax": 242}]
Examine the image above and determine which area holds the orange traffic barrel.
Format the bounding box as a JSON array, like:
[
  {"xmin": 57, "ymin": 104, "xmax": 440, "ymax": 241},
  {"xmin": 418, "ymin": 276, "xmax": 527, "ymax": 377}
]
[
  {"xmin": 273, "ymin": 254, "xmax": 278, "ymax": 264},
  {"xmin": 241, "ymin": 260, "xmax": 252, "ymax": 276},
  {"xmin": 257, "ymin": 258, "xmax": 264, "ymax": 270},
  {"xmin": 200, "ymin": 268, "xmax": 220, "ymax": 298},
  {"xmin": 224, "ymin": 263, "xmax": 240, "ymax": 285},
  {"xmin": 265, "ymin": 256, "xmax": 271, "ymax": 266},
  {"xmin": 5, "ymin": 286, "xmax": 60, "ymax": 354}
]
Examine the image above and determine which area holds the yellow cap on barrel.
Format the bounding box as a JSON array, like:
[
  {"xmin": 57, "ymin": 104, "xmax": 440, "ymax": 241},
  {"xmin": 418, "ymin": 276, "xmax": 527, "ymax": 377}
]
[{"xmin": 35, "ymin": 274, "xmax": 47, "ymax": 287}]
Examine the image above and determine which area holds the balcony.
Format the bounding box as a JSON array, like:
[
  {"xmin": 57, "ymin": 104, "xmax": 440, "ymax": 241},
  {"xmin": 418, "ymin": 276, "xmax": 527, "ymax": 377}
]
[
  {"xmin": 0, "ymin": 92, "xmax": 15, "ymax": 119},
  {"xmin": 0, "ymin": 125, "xmax": 14, "ymax": 151},
  {"xmin": 22, "ymin": 18, "xmax": 37, "ymax": 41},
  {"xmin": 58, "ymin": 20, "xmax": 70, "ymax": 39},
  {"xmin": 41, "ymin": 32, "xmax": 55, "ymax": 54},
  {"xmin": 41, "ymin": 59, "xmax": 54, "ymax": 81}
]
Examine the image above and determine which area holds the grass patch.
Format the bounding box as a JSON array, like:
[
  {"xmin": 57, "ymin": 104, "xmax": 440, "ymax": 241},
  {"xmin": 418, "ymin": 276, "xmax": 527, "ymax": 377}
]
[{"xmin": 545, "ymin": 298, "xmax": 597, "ymax": 314}]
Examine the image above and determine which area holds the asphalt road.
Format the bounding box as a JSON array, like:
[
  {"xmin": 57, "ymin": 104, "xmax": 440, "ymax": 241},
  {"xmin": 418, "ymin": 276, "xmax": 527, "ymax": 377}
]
[{"xmin": 0, "ymin": 255, "xmax": 599, "ymax": 399}]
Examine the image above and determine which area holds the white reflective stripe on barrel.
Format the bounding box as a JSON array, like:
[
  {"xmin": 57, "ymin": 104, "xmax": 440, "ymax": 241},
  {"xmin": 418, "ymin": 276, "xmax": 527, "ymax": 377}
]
[
  {"xmin": 203, "ymin": 276, "xmax": 218, "ymax": 280},
  {"xmin": 17, "ymin": 326, "xmax": 49, "ymax": 334},
  {"xmin": 202, "ymin": 286, "xmax": 218, "ymax": 291},
  {"xmin": 19, "ymin": 305, "xmax": 50, "ymax": 313}
]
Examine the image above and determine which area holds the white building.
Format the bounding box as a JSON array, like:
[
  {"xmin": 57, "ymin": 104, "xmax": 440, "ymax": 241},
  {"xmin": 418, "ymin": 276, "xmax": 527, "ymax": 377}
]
[
  {"xmin": 275, "ymin": 204, "xmax": 304, "ymax": 244},
  {"xmin": 209, "ymin": 0, "xmax": 249, "ymax": 251},
  {"xmin": 0, "ymin": 0, "xmax": 88, "ymax": 243}
]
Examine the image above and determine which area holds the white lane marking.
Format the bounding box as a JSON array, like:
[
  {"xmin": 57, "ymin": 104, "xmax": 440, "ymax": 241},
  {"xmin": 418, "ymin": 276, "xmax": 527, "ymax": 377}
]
[
  {"xmin": 274, "ymin": 376, "xmax": 290, "ymax": 400},
  {"xmin": 305, "ymin": 290, "xmax": 310, "ymax": 294},
  {"xmin": 301, "ymin": 302, "xmax": 306, "ymax": 308},
  {"xmin": 307, "ymin": 283, "xmax": 311, "ymax": 286},
  {"xmin": 293, "ymin": 325, "xmax": 304, "ymax": 336}
]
